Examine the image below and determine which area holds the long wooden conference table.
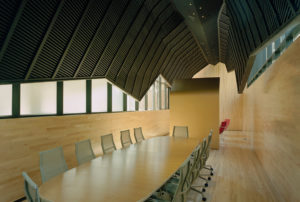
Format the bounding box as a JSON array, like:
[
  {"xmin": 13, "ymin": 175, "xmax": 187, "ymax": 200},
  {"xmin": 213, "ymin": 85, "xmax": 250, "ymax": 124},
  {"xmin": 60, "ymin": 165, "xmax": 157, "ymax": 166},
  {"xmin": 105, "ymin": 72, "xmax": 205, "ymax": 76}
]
[{"xmin": 39, "ymin": 136, "xmax": 200, "ymax": 202}]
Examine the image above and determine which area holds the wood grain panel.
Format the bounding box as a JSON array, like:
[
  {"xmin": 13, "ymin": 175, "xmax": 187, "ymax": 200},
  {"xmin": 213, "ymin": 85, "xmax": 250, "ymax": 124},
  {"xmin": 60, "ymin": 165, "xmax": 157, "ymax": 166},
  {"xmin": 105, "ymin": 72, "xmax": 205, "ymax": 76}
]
[
  {"xmin": 0, "ymin": 110, "xmax": 169, "ymax": 201},
  {"xmin": 193, "ymin": 38, "xmax": 300, "ymax": 201},
  {"xmin": 170, "ymin": 79, "xmax": 219, "ymax": 149},
  {"xmin": 193, "ymin": 63, "xmax": 244, "ymax": 131},
  {"xmin": 241, "ymin": 38, "xmax": 300, "ymax": 202}
]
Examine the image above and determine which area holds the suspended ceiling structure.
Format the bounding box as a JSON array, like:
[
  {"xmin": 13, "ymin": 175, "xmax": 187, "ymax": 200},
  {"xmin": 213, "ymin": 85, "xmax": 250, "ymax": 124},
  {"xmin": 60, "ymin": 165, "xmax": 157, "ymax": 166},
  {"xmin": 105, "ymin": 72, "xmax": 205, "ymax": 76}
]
[{"xmin": 0, "ymin": 0, "xmax": 299, "ymax": 99}]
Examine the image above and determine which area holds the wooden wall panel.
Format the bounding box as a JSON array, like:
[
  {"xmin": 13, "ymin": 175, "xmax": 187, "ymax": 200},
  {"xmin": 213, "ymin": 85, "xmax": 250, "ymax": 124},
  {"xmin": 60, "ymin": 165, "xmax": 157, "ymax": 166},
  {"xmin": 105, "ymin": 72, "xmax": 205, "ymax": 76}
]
[
  {"xmin": 0, "ymin": 110, "xmax": 170, "ymax": 201},
  {"xmin": 193, "ymin": 38, "xmax": 300, "ymax": 201},
  {"xmin": 241, "ymin": 38, "xmax": 300, "ymax": 202},
  {"xmin": 193, "ymin": 64, "xmax": 244, "ymax": 131},
  {"xmin": 170, "ymin": 79, "xmax": 219, "ymax": 149}
]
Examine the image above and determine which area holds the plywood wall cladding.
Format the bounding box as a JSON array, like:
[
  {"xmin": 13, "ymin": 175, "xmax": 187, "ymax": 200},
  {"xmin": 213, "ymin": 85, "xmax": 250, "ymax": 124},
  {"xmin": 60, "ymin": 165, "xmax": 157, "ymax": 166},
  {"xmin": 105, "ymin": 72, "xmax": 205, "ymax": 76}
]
[
  {"xmin": 170, "ymin": 78, "xmax": 219, "ymax": 149},
  {"xmin": 0, "ymin": 110, "xmax": 169, "ymax": 201},
  {"xmin": 241, "ymin": 38, "xmax": 300, "ymax": 202},
  {"xmin": 193, "ymin": 63, "xmax": 244, "ymax": 131},
  {"xmin": 194, "ymin": 38, "xmax": 300, "ymax": 201}
]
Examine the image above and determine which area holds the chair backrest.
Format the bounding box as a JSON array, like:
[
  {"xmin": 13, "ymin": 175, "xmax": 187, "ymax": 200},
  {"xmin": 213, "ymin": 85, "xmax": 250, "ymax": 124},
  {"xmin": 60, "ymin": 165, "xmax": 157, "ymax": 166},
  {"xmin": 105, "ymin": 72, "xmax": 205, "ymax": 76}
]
[
  {"xmin": 75, "ymin": 139, "xmax": 95, "ymax": 165},
  {"xmin": 120, "ymin": 130, "xmax": 132, "ymax": 148},
  {"xmin": 22, "ymin": 172, "xmax": 40, "ymax": 202},
  {"xmin": 134, "ymin": 127, "xmax": 145, "ymax": 143},
  {"xmin": 206, "ymin": 130, "xmax": 213, "ymax": 158},
  {"xmin": 172, "ymin": 126, "xmax": 189, "ymax": 138},
  {"xmin": 101, "ymin": 134, "xmax": 116, "ymax": 154},
  {"xmin": 40, "ymin": 146, "xmax": 68, "ymax": 183},
  {"xmin": 225, "ymin": 119, "xmax": 230, "ymax": 129},
  {"xmin": 172, "ymin": 156, "xmax": 191, "ymax": 202}
]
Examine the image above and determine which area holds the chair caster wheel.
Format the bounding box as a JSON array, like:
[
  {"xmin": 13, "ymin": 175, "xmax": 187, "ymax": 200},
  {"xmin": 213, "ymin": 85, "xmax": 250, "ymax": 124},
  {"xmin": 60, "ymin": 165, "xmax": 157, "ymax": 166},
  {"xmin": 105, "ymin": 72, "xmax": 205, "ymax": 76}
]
[
  {"xmin": 202, "ymin": 188, "xmax": 206, "ymax": 192},
  {"xmin": 202, "ymin": 197, "xmax": 207, "ymax": 201},
  {"xmin": 210, "ymin": 172, "xmax": 214, "ymax": 176},
  {"xmin": 208, "ymin": 177, "xmax": 211, "ymax": 180},
  {"xmin": 205, "ymin": 183, "xmax": 208, "ymax": 187}
]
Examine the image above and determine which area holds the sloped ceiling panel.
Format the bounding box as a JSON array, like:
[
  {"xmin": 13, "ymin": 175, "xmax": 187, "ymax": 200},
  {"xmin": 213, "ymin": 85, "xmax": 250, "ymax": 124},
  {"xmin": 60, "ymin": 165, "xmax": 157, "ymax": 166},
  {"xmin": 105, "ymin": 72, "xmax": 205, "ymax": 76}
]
[
  {"xmin": 0, "ymin": 0, "xmax": 299, "ymax": 99},
  {"xmin": 0, "ymin": 0, "xmax": 207, "ymax": 100},
  {"xmin": 219, "ymin": 0, "xmax": 300, "ymax": 93}
]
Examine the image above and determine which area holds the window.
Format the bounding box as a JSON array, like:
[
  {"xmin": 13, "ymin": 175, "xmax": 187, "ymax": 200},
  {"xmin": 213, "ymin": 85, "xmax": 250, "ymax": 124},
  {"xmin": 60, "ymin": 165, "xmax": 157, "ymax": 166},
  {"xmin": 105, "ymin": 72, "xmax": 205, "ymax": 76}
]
[
  {"xmin": 161, "ymin": 84, "xmax": 166, "ymax": 110},
  {"xmin": 0, "ymin": 75, "xmax": 170, "ymax": 118},
  {"xmin": 127, "ymin": 95, "xmax": 135, "ymax": 111},
  {"xmin": 139, "ymin": 96, "xmax": 146, "ymax": 111},
  {"xmin": 112, "ymin": 85, "xmax": 123, "ymax": 112},
  {"xmin": 92, "ymin": 79, "xmax": 107, "ymax": 112},
  {"xmin": 248, "ymin": 24, "xmax": 300, "ymax": 87},
  {"xmin": 20, "ymin": 82, "xmax": 56, "ymax": 115},
  {"xmin": 147, "ymin": 86, "xmax": 154, "ymax": 110},
  {"xmin": 63, "ymin": 80, "xmax": 86, "ymax": 114},
  {"xmin": 155, "ymin": 80, "xmax": 160, "ymax": 110},
  {"xmin": 0, "ymin": 85, "xmax": 12, "ymax": 116}
]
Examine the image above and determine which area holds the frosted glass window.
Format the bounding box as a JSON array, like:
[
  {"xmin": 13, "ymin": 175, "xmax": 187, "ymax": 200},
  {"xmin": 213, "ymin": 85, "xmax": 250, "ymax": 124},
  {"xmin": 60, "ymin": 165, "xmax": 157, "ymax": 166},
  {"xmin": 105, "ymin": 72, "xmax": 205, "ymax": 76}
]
[
  {"xmin": 139, "ymin": 96, "xmax": 145, "ymax": 111},
  {"xmin": 155, "ymin": 81, "xmax": 160, "ymax": 110},
  {"xmin": 161, "ymin": 84, "xmax": 165, "ymax": 110},
  {"xmin": 166, "ymin": 88, "xmax": 170, "ymax": 109},
  {"xmin": 127, "ymin": 95, "xmax": 135, "ymax": 111},
  {"xmin": 0, "ymin": 85, "xmax": 12, "ymax": 116},
  {"xmin": 112, "ymin": 85, "xmax": 123, "ymax": 112},
  {"xmin": 147, "ymin": 86, "xmax": 154, "ymax": 110},
  {"xmin": 20, "ymin": 82, "xmax": 56, "ymax": 115},
  {"xmin": 92, "ymin": 79, "xmax": 107, "ymax": 112},
  {"xmin": 64, "ymin": 80, "xmax": 86, "ymax": 114}
]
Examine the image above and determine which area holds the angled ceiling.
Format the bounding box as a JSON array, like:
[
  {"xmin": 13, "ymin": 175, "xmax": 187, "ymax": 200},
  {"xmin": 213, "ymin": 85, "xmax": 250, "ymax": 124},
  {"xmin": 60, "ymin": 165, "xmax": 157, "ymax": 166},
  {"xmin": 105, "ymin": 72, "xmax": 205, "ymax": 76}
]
[
  {"xmin": 0, "ymin": 0, "xmax": 299, "ymax": 100},
  {"xmin": 0, "ymin": 0, "xmax": 208, "ymax": 100}
]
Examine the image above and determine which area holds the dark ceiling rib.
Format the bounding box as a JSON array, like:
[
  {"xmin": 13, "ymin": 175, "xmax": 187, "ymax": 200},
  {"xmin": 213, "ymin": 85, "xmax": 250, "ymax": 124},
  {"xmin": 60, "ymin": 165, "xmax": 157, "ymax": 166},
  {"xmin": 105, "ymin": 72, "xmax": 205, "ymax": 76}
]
[
  {"xmin": 131, "ymin": 14, "xmax": 183, "ymax": 98},
  {"xmin": 163, "ymin": 37, "xmax": 195, "ymax": 79},
  {"xmin": 185, "ymin": 53, "xmax": 208, "ymax": 77},
  {"xmin": 157, "ymin": 30, "xmax": 191, "ymax": 78},
  {"xmin": 174, "ymin": 48, "xmax": 202, "ymax": 80},
  {"xmin": 0, "ymin": 0, "xmax": 28, "ymax": 70},
  {"xmin": 87, "ymin": 0, "xmax": 131, "ymax": 78},
  {"xmin": 91, "ymin": 0, "xmax": 145, "ymax": 77},
  {"xmin": 116, "ymin": 1, "xmax": 171, "ymax": 90},
  {"xmin": 25, "ymin": 0, "xmax": 65, "ymax": 80},
  {"xmin": 105, "ymin": 0, "xmax": 161, "ymax": 83},
  {"xmin": 138, "ymin": 23, "xmax": 187, "ymax": 97},
  {"xmin": 66, "ymin": 0, "xmax": 112, "ymax": 78},
  {"xmin": 1, "ymin": 0, "xmax": 299, "ymax": 99},
  {"xmin": 126, "ymin": 6, "xmax": 175, "ymax": 96},
  {"xmin": 167, "ymin": 44, "xmax": 199, "ymax": 81},
  {"xmin": 0, "ymin": 0, "xmax": 61, "ymax": 80},
  {"xmin": 160, "ymin": 34, "xmax": 193, "ymax": 77},
  {"xmin": 76, "ymin": 0, "xmax": 130, "ymax": 78},
  {"xmin": 52, "ymin": 0, "xmax": 95, "ymax": 79},
  {"xmin": 0, "ymin": 0, "xmax": 23, "ymax": 52},
  {"xmin": 145, "ymin": 23, "xmax": 187, "ymax": 88},
  {"xmin": 28, "ymin": 0, "xmax": 90, "ymax": 80},
  {"xmin": 113, "ymin": 1, "xmax": 171, "ymax": 89}
]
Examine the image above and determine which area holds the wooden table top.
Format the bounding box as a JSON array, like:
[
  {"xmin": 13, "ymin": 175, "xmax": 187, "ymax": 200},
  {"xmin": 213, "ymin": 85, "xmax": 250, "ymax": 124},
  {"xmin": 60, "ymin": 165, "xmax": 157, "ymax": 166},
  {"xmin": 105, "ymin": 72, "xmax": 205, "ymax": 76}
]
[{"xmin": 39, "ymin": 136, "xmax": 199, "ymax": 202}]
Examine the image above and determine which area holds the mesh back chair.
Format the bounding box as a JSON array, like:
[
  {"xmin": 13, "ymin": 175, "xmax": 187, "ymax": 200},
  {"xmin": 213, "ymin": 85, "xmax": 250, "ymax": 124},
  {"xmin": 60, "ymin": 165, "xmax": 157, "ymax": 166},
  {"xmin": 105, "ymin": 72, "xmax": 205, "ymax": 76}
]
[
  {"xmin": 75, "ymin": 139, "xmax": 96, "ymax": 165},
  {"xmin": 22, "ymin": 172, "xmax": 52, "ymax": 202},
  {"xmin": 101, "ymin": 134, "xmax": 116, "ymax": 154},
  {"xmin": 172, "ymin": 126, "xmax": 189, "ymax": 138},
  {"xmin": 203, "ymin": 130, "xmax": 214, "ymax": 174},
  {"xmin": 39, "ymin": 146, "xmax": 68, "ymax": 183},
  {"xmin": 120, "ymin": 130, "xmax": 132, "ymax": 148},
  {"xmin": 147, "ymin": 156, "xmax": 191, "ymax": 202},
  {"xmin": 189, "ymin": 140, "xmax": 208, "ymax": 201},
  {"xmin": 134, "ymin": 127, "xmax": 145, "ymax": 143}
]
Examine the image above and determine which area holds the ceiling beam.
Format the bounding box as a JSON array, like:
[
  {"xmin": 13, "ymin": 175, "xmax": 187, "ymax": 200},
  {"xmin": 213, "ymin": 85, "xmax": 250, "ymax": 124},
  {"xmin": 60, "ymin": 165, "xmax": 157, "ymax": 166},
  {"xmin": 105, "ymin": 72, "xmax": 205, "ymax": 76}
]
[{"xmin": 25, "ymin": 0, "xmax": 65, "ymax": 80}]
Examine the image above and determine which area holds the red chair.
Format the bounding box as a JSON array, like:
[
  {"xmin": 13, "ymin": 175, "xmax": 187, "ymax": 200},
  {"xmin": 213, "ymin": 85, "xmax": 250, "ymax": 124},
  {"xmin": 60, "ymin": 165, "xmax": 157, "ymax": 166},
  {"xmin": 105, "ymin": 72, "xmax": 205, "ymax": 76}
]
[{"xmin": 219, "ymin": 119, "xmax": 230, "ymax": 134}]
